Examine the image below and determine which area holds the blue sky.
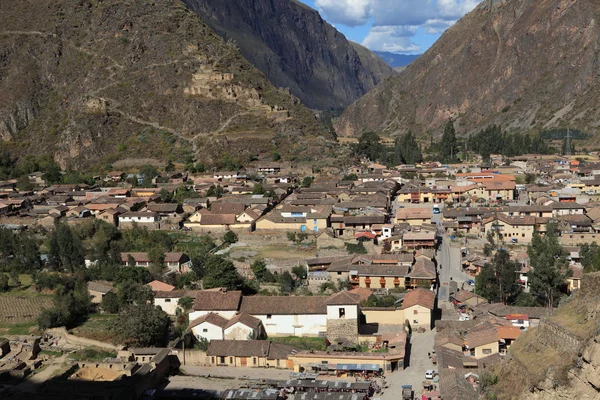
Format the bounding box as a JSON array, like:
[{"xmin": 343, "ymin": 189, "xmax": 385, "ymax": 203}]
[{"xmin": 299, "ymin": 0, "xmax": 482, "ymax": 54}]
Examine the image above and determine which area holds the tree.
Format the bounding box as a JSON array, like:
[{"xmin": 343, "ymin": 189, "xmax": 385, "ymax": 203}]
[
  {"xmin": 252, "ymin": 184, "xmax": 266, "ymax": 195},
  {"xmin": 251, "ymin": 259, "xmax": 275, "ymax": 282},
  {"xmin": 139, "ymin": 165, "xmax": 158, "ymax": 187},
  {"xmin": 279, "ymin": 271, "xmax": 295, "ymax": 294},
  {"xmin": 440, "ymin": 119, "xmax": 458, "ymax": 162},
  {"xmin": 206, "ymin": 185, "xmax": 224, "ymax": 198},
  {"xmin": 117, "ymin": 281, "xmax": 154, "ymax": 307},
  {"xmin": 48, "ymin": 221, "xmax": 85, "ymax": 272},
  {"xmin": 159, "ymin": 188, "xmax": 173, "ymax": 203},
  {"xmin": 527, "ymin": 222, "xmax": 571, "ymax": 310},
  {"xmin": 178, "ymin": 296, "xmax": 194, "ymax": 312},
  {"xmin": 353, "ymin": 131, "xmax": 384, "ymax": 162},
  {"xmin": 301, "ymin": 176, "xmax": 314, "ymax": 188},
  {"xmin": 0, "ymin": 274, "xmax": 9, "ymax": 292},
  {"xmin": 223, "ymin": 231, "xmax": 238, "ymax": 244},
  {"xmin": 475, "ymin": 249, "xmax": 522, "ymax": 305},
  {"xmin": 113, "ymin": 304, "xmax": 170, "ymax": 347},
  {"xmin": 165, "ymin": 160, "xmax": 175, "ymax": 173},
  {"xmin": 43, "ymin": 163, "xmax": 62, "ymax": 184},
  {"xmin": 38, "ymin": 280, "xmax": 91, "ymax": 329},
  {"xmin": 579, "ymin": 243, "xmax": 600, "ymax": 272},
  {"xmin": 148, "ymin": 247, "xmax": 166, "ymax": 277},
  {"xmin": 102, "ymin": 291, "xmax": 120, "ymax": 313},
  {"xmin": 291, "ymin": 265, "xmax": 307, "ymax": 280},
  {"xmin": 203, "ymin": 256, "xmax": 241, "ymax": 290},
  {"xmin": 395, "ymin": 131, "xmax": 423, "ymax": 165},
  {"xmin": 342, "ymin": 174, "xmax": 358, "ymax": 181}
]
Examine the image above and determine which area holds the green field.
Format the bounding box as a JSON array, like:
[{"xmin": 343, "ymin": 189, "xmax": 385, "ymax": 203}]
[{"xmin": 70, "ymin": 313, "xmax": 119, "ymax": 344}]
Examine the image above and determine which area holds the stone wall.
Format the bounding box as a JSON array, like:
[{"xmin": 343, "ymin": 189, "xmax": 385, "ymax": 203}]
[
  {"xmin": 46, "ymin": 327, "xmax": 122, "ymax": 352},
  {"xmin": 536, "ymin": 318, "xmax": 583, "ymax": 355},
  {"xmin": 327, "ymin": 318, "xmax": 358, "ymax": 343}
]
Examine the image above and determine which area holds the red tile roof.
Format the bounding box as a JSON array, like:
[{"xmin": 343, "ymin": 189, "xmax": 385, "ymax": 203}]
[{"xmin": 402, "ymin": 288, "xmax": 435, "ymax": 310}]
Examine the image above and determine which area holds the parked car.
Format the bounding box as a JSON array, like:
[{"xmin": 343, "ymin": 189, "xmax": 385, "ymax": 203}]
[
  {"xmin": 467, "ymin": 279, "xmax": 475, "ymax": 286},
  {"xmin": 425, "ymin": 370, "xmax": 436, "ymax": 379},
  {"xmin": 402, "ymin": 384, "xmax": 413, "ymax": 400}
]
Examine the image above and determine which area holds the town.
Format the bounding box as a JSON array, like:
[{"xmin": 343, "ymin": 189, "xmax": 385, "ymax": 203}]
[{"xmin": 1, "ymin": 150, "xmax": 600, "ymax": 399}]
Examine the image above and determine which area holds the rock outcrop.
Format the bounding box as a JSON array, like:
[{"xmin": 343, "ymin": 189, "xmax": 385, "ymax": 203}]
[
  {"xmin": 335, "ymin": 0, "xmax": 600, "ymax": 144},
  {"xmin": 182, "ymin": 0, "xmax": 395, "ymax": 111},
  {"xmin": 0, "ymin": 0, "xmax": 328, "ymax": 168}
]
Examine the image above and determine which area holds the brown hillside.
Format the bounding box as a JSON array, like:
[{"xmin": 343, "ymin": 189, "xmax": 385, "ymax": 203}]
[
  {"xmin": 0, "ymin": 0, "xmax": 329, "ymax": 169},
  {"xmin": 335, "ymin": 0, "xmax": 600, "ymax": 143}
]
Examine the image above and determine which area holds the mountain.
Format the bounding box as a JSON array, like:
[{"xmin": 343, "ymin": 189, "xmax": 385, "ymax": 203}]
[
  {"xmin": 0, "ymin": 0, "xmax": 329, "ymax": 169},
  {"xmin": 335, "ymin": 0, "xmax": 600, "ymax": 144},
  {"xmin": 373, "ymin": 51, "xmax": 421, "ymax": 68},
  {"xmin": 182, "ymin": 0, "xmax": 395, "ymax": 111}
]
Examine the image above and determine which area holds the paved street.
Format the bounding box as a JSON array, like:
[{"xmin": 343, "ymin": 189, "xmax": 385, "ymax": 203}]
[{"xmin": 380, "ymin": 329, "xmax": 436, "ymax": 400}]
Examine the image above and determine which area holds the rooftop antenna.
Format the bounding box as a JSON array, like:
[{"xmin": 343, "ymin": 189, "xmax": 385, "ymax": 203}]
[{"xmin": 565, "ymin": 128, "xmax": 572, "ymax": 157}]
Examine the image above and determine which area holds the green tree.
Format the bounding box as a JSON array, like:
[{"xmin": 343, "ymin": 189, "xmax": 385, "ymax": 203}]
[
  {"xmin": 475, "ymin": 249, "xmax": 522, "ymax": 305},
  {"xmin": 102, "ymin": 291, "xmax": 120, "ymax": 313},
  {"xmin": 117, "ymin": 281, "xmax": 154, "ymax": 307},
  {"xmin": 342, "ymin": 174, "xmax": 358, "ymax": 181},
  {"xmin": 159, "ymin": 188, "xmax": 173, "ymax": 203},
  {"xmin": 579, "ymin": 243, "xmax": 600, "ymax": 272},
  {"xmin": 0, "ymin": 274, "xmax": 9, "ymax": 292},
  {"xmin": 223, "ymin": 231, "xmax": 238, "ymax": 244},
  {"xmin": 165, "ymin": 160, "xmax": 175, "ymax": 173},
  {"xmin": 43, "ymin": 163, "xmax": 62, "ymax": 184},
  {"xmin": 139, "ymin": 165, "xmax": 158, "ymax": 188},
  {"xmin": 252, "ymin": 183, "xmax": 266, "ymax": 195},
  {"xmin": 38, "ymin": 281, "xmax": 91, "ymax": 329},
  {"xmin": 206, "ymin": 185, "xmax": 224, "ymax": 198},
  {"xmin": 148, "ymin": 247, "xmax": 166, "ymax": 277},
  {"xmin": 527, "ymin": 222, "xmax": 571, "ymax": 310},
  {"xmin": 48, "ymin": 222, "xmax": 85, "ymax": 272},
  {"xmin": 301, "ymin": 176, "xmax": 314, "ymax": 188},
  {"xmin": 251, "ymin": 259, "xmax": 275, "ymax": 282},
  {"xmin": 113, "ymin": 304, "xmax": 170, "ymax": 347},
  {"xmin": 203, "ymin": 256, "xmax": 241, "ymax": 290},
  {"xmin": 178, "ymin": 296, "xmax": 194, "ymax": 312},
  {"xmin": 395, "ymin": 131, "xmax": 423, "ymax": 165},
  {"xmin": 440, "ymin": 119, "xmax": 458, "ymax": 162},
  {"xmin": 353, "ymin": 131, "xmax": 384, "ymax": 162},
  {"xmin": 291, "ymin": 265, "xmax": 307, "ymax": 280},
  {"xmin": 17, "ymin": 175, "xmax": 34, "ymax": 191},
  {"xmin": 279, "ymin": 271, "xmax": 296, "ymax": 294}
]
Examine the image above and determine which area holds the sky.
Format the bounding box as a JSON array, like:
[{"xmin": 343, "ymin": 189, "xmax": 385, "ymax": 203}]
[{"xmin": 299, "ymin": 0, "xmax": 483, "ymax": 54}]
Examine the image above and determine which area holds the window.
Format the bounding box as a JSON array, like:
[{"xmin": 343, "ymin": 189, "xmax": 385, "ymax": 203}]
[
  {"xmin": 339, "ymin": 308, "xmax": 346, "ymax": 318},
  {"xmin": 253, "ymin": 358, "xmax": 257, "ymax": 365},
  {"xmin": 267, "ymin": 314, "xmax": 272, "ymax": 319},
  {"xmin": 229, "ymin": 357, "xmax": 233, "ymax": 364},
  {"xmin": 413, "ymin": 320, "xmax": 418, "ymax": 324},
  {"xmin": 413, "ymin": 310, "xmax": 418, "ymax": 315},
  {"xmin": 203, "ymin": 328, "xmax": 208, "ymax": 333},
  {"xmin": 482, "ymin": 349, "xmax": 492, "ymax": 355},
  {"xmin": 165, "ymin": 299, "xmax": 171, "ymax": 303},
  {"xmin": 337, "ymin": 272, "xmax": 342, "ymax": 275}
]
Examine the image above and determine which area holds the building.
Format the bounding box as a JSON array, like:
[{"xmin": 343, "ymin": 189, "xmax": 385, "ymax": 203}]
[
  {"xmin": 120, "ymin": 252, "xmax": 192, "ymax": 274},
  {"xmin": 118, "ymin": 212, "xmax": 159, "ymax": 225},
  {"xmin": 87, "ymin": 281, "xmax": 114, "ymax": 304},
  {"xmin": 482, "ymin": 215, "xmax": 549, "ymax": 244},
  {"xmin": 401, "ymin": 288, "xmax": 435, "ymax": 330},
  {"xmin": 189, "ymin": 312, "xmax": 265, "ymax": 342},
  {"xmin": 206, "ymin": 340, "xmax": 295, "ymax": 369},
  {"xmin": 395, "ymin": 207, "xmax": 433, "ymax": 226}
]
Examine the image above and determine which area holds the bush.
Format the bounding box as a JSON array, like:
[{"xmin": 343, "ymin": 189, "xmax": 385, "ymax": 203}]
[
  {"xmin": 345, "ymin": 242, "xmax": 368, "ymax": 254},
  {"xmin": 223, "ymin": 231, "xmax": 238, "ymax": 244}
]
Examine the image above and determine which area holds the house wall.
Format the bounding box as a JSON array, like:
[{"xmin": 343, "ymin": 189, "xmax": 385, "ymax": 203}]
[
  {"xmin": 289, "ymin": 354, "xmax": 398, "ymax": 373},
  {"xmin": 473, "ymin": 341, "xmax": 499, "ymax": 359},
  {"xmin": 404, "ymin": 305, "xmax": 431, "ymax": 330},
  {"xmin": 483, "ymin": 221, "xmax": 535, "ymax": 243},
  {"xmin": 362, "ymin": 309, "xmax": 405, "ymax": 325},
  {"xmin": 207, "ymin": 355, "xmax": 289, "ymax": 368},
  {"xmin": 253, "ymin": 314, "xmax": 327, "ymax": 337},
  {"xmin": 329, "ymin": 271, "xmax": 350, "ymax": 283},
  {"xmin": 358, "ymin": 276, "xmax": 406, "ymax": 289},
  {"xmin": 89, "ymin": 290, "xmax": 104, "ymax": 304},
  {"xmin": 224, "ymin": 324, "xmax": 254, "ymax": 340},
  {"xmin": 191, "ymin": 322, "xmax": 224, "ymax": 342},
  {"xmin": 155, "ymin": 297, "xmax": 181, "ymax": 315},
  {"xmin": 326, "ymin": 305, "xmax": 358, "ymax": 320}
]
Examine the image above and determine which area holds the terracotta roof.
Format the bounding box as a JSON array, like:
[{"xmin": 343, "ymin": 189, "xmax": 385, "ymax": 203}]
[
  {"xmin": 395, "ymin": 207, "xmax": 432, "ymax": 221},
  {"xmin": 189, "ymin": 313, "xmax": 228, "ymax": 329},
  {"xmin": 466, "ymin": 328, "xmax": 498, "ymax": 348},
  {"xmin": 356, "ymin": 264, "xmax": 410, "ymax": 277},
  {"xmin": 224, "ymin": 312, "xmax": 262, "ymax": 330},
  {"xmin": 240, "ymin": 296, "xmax": 327, "ymax": 315},
  {"xmin": 200, "ymin": 214, "xmax": 237, "ymax": 225},
  {"xmin": 497, "ymin": 326, "xmax": 522, "ymax": 341},
  {"xmin": 87, "ymin": 281, "xmax": 114, "ymax": 294},
  {"xmin": 409, "ymin": 258, "xmax": 436, "ymax": 279},
  {"xmin": 147, "ymin": 280, "xmax": 175, "ymax": 292},
  {"xmin": 206, "ymin": 340, "xmax": 296, "ymax": 359},
  {"xmin": 192, "ymin": 290, "xmax": 242, "ymax": 311},
  {"xmin": 402, "ymin": 288, "xmax": 435, "ymax": 310},
  {"xmin": 347, "ymin": 287, "xmax": 373, "ymax": 302},
  {"xmin": 325, "ymin": 291, "xmax": 361, "ymax": 306},
  {"xmin": 210, "ymin": 203, "xmax": 246, "ymax": 215},
  {"xmin": 147, "ymin": 203, "xmax": 181, "ymax": 213}
]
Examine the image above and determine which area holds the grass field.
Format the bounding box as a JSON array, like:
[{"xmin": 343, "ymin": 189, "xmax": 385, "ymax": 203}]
[
  {"xmin": 270, "ymin": 336, "xmax": 327, "ymax": 351},
  {"xmin": 0, "ymin": 321, "xmax": 39, "ymax": 336},
  {"xmin": 69, "ymin": 348, "xmax": 117, "ymax": 361},
  {"xmin": 70, "ymin": 313, "xmax": 119, "ymax": 344}
]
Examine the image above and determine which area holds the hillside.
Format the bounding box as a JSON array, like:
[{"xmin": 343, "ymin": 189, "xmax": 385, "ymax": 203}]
[
  {"xmin": 491, "ymin": 272, "xmax": 600, "ymax": 399},
  {"xmin": 182, "ymin": 0, "xmax": 394, "ymax": 111},
  {"xmin": 335, "ymin": 0, "xmax": 600, "ymax": 144},
  {"xmin": 0, "ymin": 0, "xmax": 329, "ymax": 169}
]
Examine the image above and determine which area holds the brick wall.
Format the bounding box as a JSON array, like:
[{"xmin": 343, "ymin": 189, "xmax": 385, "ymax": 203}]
[{"xmin": 327, "ymin": 319, "xmax": 358, "ymax": 343}]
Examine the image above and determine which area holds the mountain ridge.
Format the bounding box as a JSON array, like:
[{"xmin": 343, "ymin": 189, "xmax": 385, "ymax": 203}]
[
  {"xmin": 182, "ymin": 0, "xmax": 395, "ymax": 111},
  {"xmin": 335, "ymin": 0, "xmax": 600, "ymax": 144}
]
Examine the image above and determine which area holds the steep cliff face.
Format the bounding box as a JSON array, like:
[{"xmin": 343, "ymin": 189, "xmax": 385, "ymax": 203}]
[
  {"xmin": 336, "ymin": 0, "xmax": 600, "ymax": 142},
  {"xmin": 492, "ymin": 272, "xmax": 600, "ymax": 399},
  {"xmin": 182, "ymin": 0, "xmax": 394, "ymax": 111},
  {"xmin": 0, "ymin": 0, "xmax": 328, "ymax": 168}
]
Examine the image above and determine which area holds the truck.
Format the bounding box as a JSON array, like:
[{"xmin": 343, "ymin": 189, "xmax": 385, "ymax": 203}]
[{"xmin": 401, "ymin": 384, "xmax": 413, "ymax": 400}]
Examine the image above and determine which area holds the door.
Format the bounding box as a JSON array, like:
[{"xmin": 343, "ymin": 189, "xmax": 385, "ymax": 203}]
[
  {"xmin": 241, "ymin": 357, "xmax": 247, "ymax": 366},
  {"xmin": 301, "ymin": 225, "xmax": 306, "ymax": 232}
]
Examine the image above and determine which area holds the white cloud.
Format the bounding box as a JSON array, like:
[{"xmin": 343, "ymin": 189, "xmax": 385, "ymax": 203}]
[
  {"xmin": 314, "ymin": 0, "xmax": 372, "ymax": 27},
  {"xmin": 362, "ymin": 26, "xmax": 421, "ymax": 53},
  {"xmin": 314, "ymin": 0, "xmax": 483, "ymax": 53}
]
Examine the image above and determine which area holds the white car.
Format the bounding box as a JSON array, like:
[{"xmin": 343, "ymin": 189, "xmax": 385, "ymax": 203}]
[{"xmin": 425, "ymin": 370, "xmax": 436, "ymax": 379}]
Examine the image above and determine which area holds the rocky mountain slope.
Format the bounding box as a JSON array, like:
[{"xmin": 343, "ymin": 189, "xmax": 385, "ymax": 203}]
[
  {"xmin": 182, "ymin": 0, "xmax": 394, "ymax": 111},
  {"xmin": 491, "ymin": 272, "xmax": 600, "ymax": 399},
  {"xmin": 335, "ymin": 0, "xmax": 600, "ymax": 143},
  {"xmin": 0, "ymin": 0, "xmax": 329, "ymax": 169},
  {"xmin": 372, "ymin": 52, "xmax": 420, "ymax": 69}
]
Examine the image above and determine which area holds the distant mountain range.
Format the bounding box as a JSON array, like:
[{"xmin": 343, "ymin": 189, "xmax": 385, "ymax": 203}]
[{"xmin": 373, "ymin": 52, "xmax": 421, "ymax": 69}]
